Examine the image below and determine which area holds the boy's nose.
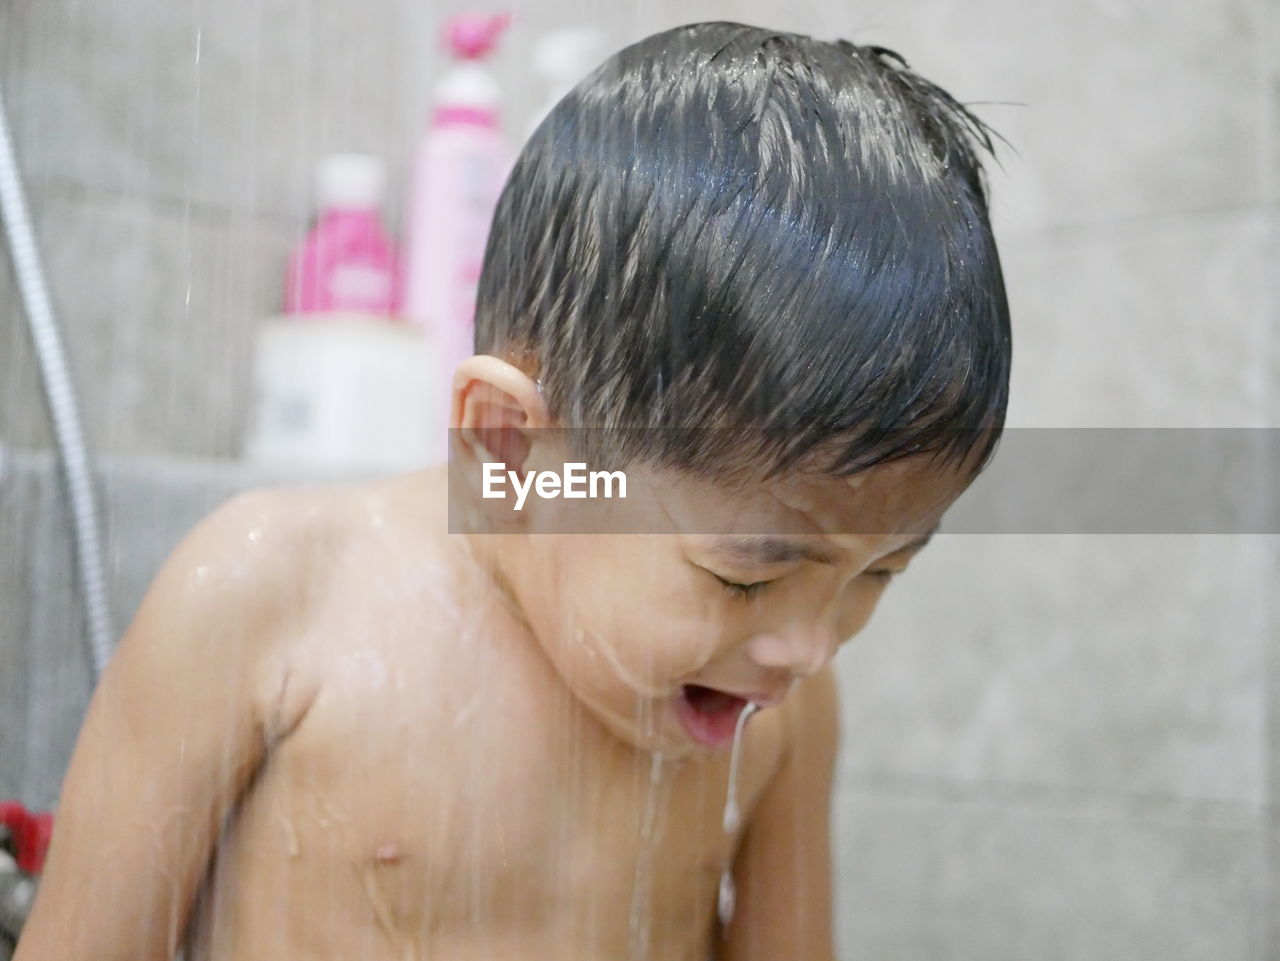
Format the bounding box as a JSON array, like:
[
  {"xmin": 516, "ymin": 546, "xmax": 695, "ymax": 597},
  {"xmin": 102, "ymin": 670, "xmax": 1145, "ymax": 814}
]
[{"xmin": 742, "ymin": 624, "xmax": 840, "ymax": 678}]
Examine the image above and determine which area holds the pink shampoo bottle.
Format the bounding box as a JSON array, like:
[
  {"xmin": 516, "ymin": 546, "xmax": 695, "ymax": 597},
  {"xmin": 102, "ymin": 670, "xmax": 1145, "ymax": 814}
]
[
  {"xmin": 285, "ymin": 153, "xmax": 402, "ymax": 317},
  {"xmin": 403, "ymin": 12, "xmax": 513, "ymax": 457}
]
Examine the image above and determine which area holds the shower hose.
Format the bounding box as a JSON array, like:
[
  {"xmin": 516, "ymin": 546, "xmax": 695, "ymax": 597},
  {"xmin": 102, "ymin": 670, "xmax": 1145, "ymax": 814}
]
[{"xmin": 0, "ymin": 84, "xmax": 113, "ymax": 684}]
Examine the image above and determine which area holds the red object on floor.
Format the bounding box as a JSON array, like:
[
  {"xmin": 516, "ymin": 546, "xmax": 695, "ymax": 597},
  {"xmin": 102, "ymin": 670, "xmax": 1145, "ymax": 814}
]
[{"xmin": 0, "ymin": 800, "xmax": 53, "ymax": 874}]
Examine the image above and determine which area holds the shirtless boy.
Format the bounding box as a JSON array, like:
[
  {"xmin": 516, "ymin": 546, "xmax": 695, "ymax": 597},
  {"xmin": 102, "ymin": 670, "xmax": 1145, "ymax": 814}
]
[{"xmin": 16, "ymin": 21, "xmax": 1011, "ymax": 961}]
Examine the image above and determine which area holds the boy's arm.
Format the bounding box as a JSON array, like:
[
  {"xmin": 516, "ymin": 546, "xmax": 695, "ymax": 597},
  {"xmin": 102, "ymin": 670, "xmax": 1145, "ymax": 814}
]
[
  {"xmin": 720, "ymin": 666, "xmax": 840, "ymax": 961},
  {"xmin": 14, "ymin": 492, "xmax": 302, "ymax": 961}
]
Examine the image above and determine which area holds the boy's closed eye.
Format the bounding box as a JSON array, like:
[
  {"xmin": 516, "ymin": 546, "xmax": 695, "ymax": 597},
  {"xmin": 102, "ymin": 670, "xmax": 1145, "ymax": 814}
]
[
  {"xmin": 694, "ymin": 527, "xmax": 937, "ymax": 600},
  {"xmin": 708, "ymin": 567, "xmax": 898, "ymax": 601},
  {"xmin": 712, "ymin": 574, "xmax": 772, "ymax": 600}
]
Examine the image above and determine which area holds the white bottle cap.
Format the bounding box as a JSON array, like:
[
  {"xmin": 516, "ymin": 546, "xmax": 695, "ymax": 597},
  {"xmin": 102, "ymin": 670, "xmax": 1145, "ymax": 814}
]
[
  {"xmin": 436, "ymin": 61, "xmax": 502, "ymax": 111},
  {"xmin": 316, "ymin": 153, "xmax": 386, "ymax": 210},
  {"xmin": 533, "ymin": 27, "xmax": 603, "ymax": 80},
  {"xmin": 528, "ymin": 27, "xmax": 604, "ymax": 135}
]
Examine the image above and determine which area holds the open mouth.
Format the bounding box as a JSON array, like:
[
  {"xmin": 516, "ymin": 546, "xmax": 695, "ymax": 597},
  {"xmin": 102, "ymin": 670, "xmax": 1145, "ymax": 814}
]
[{"xmin": 675, "ymin": 684, "xmax": 751, "ymax": 748}]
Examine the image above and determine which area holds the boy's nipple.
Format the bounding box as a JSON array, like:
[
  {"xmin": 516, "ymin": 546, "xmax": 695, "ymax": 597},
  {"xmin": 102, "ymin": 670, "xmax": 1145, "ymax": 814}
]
[{"xmin": 373, "ymin": 843, "xmax": 405, "ymax": 864}]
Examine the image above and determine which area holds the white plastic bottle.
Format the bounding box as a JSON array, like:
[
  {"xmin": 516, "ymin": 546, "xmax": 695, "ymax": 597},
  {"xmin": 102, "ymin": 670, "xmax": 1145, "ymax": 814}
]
[
  {"xmin": 404, "ymin": 11, "xmax": 513, "ymax": 461},
  {"xmin": 246, "ymin": 155, "xmax": 433, "ymax": 473},
  {"xmin": 284, "ymin": 154, "xmax": 401, "ymax": 317},
  {"xmin": 527, "ymin": 27, "xmax": 603, "ymax": 138}
]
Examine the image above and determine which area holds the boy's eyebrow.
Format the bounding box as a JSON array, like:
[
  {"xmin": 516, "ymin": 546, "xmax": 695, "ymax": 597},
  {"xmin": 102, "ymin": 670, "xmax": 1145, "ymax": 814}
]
[
  {"xmin": 708, "ymin": 524, "xmax": 941, "ymax": 567},
  {"xmin": 707, "ymin": 537, "xmax": 841, "ymax": 566}
]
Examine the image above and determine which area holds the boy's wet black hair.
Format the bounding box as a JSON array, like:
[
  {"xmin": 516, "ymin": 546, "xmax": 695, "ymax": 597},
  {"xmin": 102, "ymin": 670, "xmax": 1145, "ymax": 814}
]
[{"xmin": 474, "ymin": 21, "xmax": 1012, "ymax": 484}]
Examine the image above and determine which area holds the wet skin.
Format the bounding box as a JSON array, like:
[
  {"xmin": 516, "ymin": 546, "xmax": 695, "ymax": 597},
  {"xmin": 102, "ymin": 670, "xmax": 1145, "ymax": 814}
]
[{"xmin": 15, "ymin": 356, "xmax": 975, "ymax": 961}]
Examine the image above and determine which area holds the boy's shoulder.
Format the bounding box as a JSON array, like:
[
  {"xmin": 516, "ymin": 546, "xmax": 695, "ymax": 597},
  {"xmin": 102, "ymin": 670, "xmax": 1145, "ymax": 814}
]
[
  {"xmin": 175, "ymin": 485, "xmax": 342, "ymax": 601},
  {"xmin": 137, "ymin": 478, "xmax": 408, "ymax": 669},
  {"xmin": 189, "ymin": 474, "xmax": 426, "ymax": 580},
  {"xmin": 176, "ymin": 470, "xmax": 455, "ymax": 634},
  {"xmin": 131, "ymin": 479, "xmax": 411, "ymax": 737},
  {"xmin": 179, "ymin": 478, "xmax": 426, "ymax": 618}
]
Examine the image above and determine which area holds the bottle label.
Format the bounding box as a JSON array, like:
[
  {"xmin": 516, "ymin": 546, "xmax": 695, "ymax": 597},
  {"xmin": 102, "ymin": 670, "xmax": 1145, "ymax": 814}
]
[{"xmin": 329, "ymin": 264, "xmax": 394, "ymax": 311}]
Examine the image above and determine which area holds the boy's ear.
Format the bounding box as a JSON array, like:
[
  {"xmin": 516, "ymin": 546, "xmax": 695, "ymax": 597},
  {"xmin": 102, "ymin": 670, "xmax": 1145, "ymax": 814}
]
[{"xmin": 450, "ymin": 355, "xmax": 552, "ymax": 474}]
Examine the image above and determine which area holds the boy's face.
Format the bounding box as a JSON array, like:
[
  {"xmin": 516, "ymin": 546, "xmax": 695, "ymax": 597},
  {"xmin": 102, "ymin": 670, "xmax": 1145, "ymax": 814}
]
[{"xmin": 486, "ymin": 447, "xmax": 973, "ymax": 758}]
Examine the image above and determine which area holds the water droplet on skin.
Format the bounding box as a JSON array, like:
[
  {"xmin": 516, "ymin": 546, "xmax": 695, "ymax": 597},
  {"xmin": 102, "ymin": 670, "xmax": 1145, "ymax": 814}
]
[
  {"xmin": 718, "ymin": 870, "xmax": 736, "ymax": 927},
  {"xmin": 452, "ymin": 691, "xmax": 480, "ymax": 728},
  {"xmin": 342, "ymin": 650, "xmax": 389, "ymax": 689},
  {"xmin": 278, "ymin": 815, "xmax": 299, "ymax": 858}
]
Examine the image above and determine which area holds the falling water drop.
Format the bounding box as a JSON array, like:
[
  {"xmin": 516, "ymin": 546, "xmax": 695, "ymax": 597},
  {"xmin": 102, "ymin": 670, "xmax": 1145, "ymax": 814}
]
[
  {"xmin": 628, "ymin": 750, "xmax": 665, "ymax": 960},
  {"xmin": 717, "ymin": 701, "xmax": 759, "ymax": 929},
  {"xmin": 721, "ymin": 701, "xmax": 758, "ymax": 834}
]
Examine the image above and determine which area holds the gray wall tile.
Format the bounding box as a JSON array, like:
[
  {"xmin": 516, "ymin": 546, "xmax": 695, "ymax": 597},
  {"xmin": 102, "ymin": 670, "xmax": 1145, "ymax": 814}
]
[
  {"xmin": 0, "ymin": 449, "xmax": 42, "ymax": 799},
  {"xmin": 21, "ymin": 456, "xmax": 91, "ymax": 809},
  {"xmin": 0, "ymin": 0, "xmax": 622, "ymax": 223},
  {"xmin": 0, "ymin": 183, "xmax": 56, "ymax": 455},
  {"xmin": 0, "ymin": 0, "xmax": 402, "ymax": 220},
  {"xmin": 836, "ymin": 533, "xmax": 1271, "ymax": 805},
  {"xmin": 1242, "ymin": 211, "xmax": 1277, "ymax": 426},
  {"xmin": 1269, "ymin": 536, "xmax": 1280, "ymax": 961},
  {"xmin": 1269, "ymin": 214, "xmax": 1280, "ymax": 423},
  {"xmin": 649, "ymin": 0, "xmax": 1269, "ymax": 228},
  {"xmin": 1267, "ymin": 0, "xmax": 1280, "ymax": 207},
  {"xmin": 833, "ymin": 787, "xmax": 1269, "ymax": 961},
  {"xmin": 998, "ymin": 212, "xmax": 1272, "ymax": 428},
  {"xmin": 1269, "ymin": 816, "xmax": 1279, "ymax": 961},
  {"xmin": 0, "ymin": 185, "xmax": 294, "ymax": 459}
]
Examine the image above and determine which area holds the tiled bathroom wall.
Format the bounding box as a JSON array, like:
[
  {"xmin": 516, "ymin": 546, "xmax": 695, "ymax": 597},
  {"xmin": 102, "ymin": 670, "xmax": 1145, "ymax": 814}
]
[{"xmin": 1, "ymin": 0, "xmax": 1276, "ymax": 958}]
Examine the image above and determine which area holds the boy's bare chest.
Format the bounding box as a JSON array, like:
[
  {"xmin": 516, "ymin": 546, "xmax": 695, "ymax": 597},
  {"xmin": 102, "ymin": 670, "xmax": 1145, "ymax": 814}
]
[{"xmin": 219, "ymin": 632, "xmax": 787, "ymax": 956}]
